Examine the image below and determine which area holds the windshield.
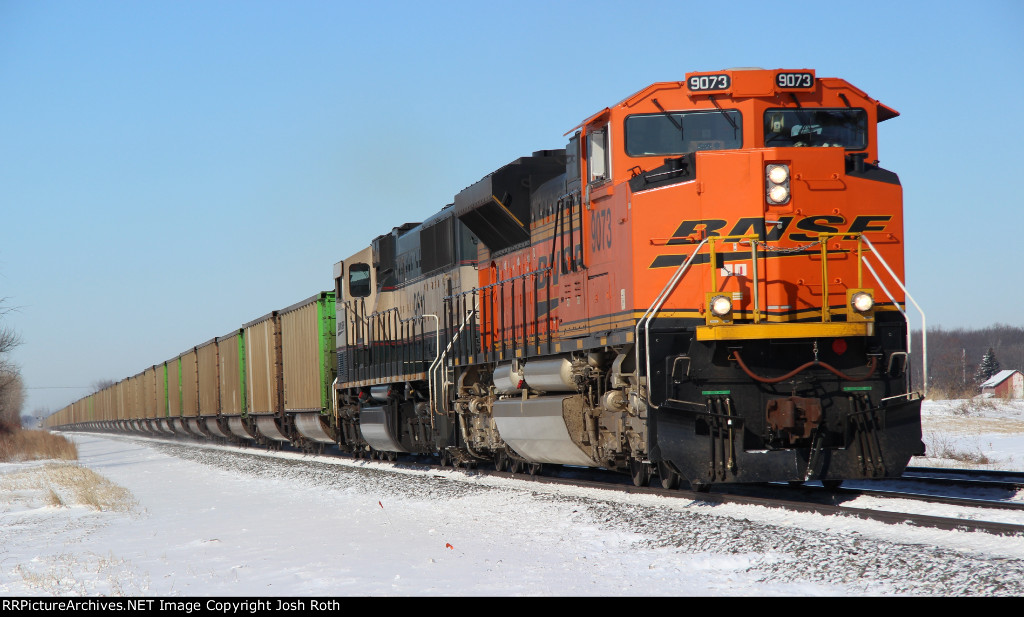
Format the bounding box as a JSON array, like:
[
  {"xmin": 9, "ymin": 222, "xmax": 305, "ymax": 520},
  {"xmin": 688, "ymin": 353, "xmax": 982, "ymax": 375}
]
[
  {"xmin": 763, "ymin": 108, "xmax": 867, "ymax": 149},
  {"xmin": 625, "ymin": 109, "xmax": 742, "ymax": 156}
]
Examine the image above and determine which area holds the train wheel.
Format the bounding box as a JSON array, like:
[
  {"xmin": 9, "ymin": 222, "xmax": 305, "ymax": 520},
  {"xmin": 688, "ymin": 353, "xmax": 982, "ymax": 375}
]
[
  {"xmin": 629, "ymin": 459, "xmax": 651, "ymax": 487},
  {"xmin": 657, "ymin": 462, "xmax": 681, "ymax": 490},
  {"xmin": 509, "ymin": 459, "xmax": 524, "ymax": 474},
  {"xmin": 526, "ymin": 463, "xmax": 543, "ymax": 476},
  {"xmin": 386, "ymin": 451, "xmax": 397, "ymax": 462},
  {"xmin": 438, "ymin": 450, "xmax": 450, "ymax": 467},
  {"xmin": 493, "ymin": 450, "xmax": 507, "ymax": 472}
]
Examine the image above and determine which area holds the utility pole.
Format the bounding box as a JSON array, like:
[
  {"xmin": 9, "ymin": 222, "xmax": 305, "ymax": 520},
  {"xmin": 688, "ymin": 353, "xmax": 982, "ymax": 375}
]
[{"xmin": 962, "ymin": 348, "xmax": 966, "ymax": 387}]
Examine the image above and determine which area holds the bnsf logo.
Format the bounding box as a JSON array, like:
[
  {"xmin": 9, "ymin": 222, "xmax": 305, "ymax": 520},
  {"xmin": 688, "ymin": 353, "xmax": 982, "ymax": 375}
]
[{"xmin": 668, "ymin": 215, "xmax": 892, "ymax": 244}]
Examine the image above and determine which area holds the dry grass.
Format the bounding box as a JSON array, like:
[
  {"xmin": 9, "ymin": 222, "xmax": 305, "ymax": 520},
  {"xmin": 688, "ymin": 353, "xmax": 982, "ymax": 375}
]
[
  {"xmin": 0, "ymin": 429, "xmax": 78, "ymax": 462},
  {"xmin": 10, "ymin": 551, "xmax": 145, "ymax": 595},
  {"xmin": 923, "ymin": 431, "xmax": 997, "ymax": 467},
  {"xmin": 923, "ymin": 414, "xmax": 1024, "ymax": 435},
  {"xmin": 45, "ymin": 487, "xmax": 64, "ymax": 507},
  {"xmin": 926, "ymin": 384, "xmax": 980, "ymax": 401},
  {"xmin": 0, "ymin": 456, "xmax": 144, "ymax": 595},
  {"xmin": 0, "ymin": 462, "xmax": 136, "ymax": 512},
  {"xmin": 952, "ymin": 397, "xmax": 997, "ymax": 416}
]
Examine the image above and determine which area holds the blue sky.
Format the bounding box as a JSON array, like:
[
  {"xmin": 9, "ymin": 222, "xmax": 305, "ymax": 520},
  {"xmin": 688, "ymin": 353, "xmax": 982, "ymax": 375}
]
[{"xmin": 2, "ymin": 0, "xmax": 1022, "ymax": 414}]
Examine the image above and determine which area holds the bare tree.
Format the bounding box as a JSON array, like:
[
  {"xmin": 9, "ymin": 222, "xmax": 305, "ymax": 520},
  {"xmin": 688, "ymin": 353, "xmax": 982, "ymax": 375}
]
[
  {"xmin": 0, "ymin": 297, "xmax": 25, "ymax": 433},
  {"xmin": 914, "ymin": 324, "xmax": 1024, "ymax": 396},
  {"xmin": 0, "ymin": 315, "xmax": 24, "ymax": 433},
  {"xmin": 0, "ymin": 371, "xmax": 25, "ymax": 433},
  {"xmin": 91, "ymin": 379, "xmax": 116, "ymax": 393},
  {"xmin": 0, "ymin": 327, "xmax": 20, "ymax": 361}
]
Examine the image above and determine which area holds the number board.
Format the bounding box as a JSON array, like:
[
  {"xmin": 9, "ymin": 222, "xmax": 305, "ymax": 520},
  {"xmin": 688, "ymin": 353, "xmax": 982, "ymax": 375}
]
[
  {"xmin": 774, "ymin": 71, "xmax": 815, "ymax": 90},
  {"xmin": 687, "ymin": 74, "xmax": 730, "ymax": 92}
]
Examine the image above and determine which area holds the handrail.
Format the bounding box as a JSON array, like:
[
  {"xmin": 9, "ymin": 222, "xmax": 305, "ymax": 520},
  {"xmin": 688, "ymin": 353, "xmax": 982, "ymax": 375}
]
[
  {"xmin": 448, "ymin": 266, "xmax": 552, "ymax": 357},
  {"xmin": 341, "ymin": 301, "xmax": 441, "ymax": 384},
  {"xmin": 860, "ymin": 237, "xmax": 927, "ymax": 396},
  {"xmin": 633, "ymin": 232, "xmax": 926, "ymax": 403},
  {"xmin": 446, "ymin": 266, "xmax": 552, "ymax": 295},
  {"xmin": 331, "ymin": 377, "xmax": 339, "ymax": 432},
  {"xmin": 708, "ymin": 234, "xmax": 761, "ymax": 322},
  {"xmin": 862, "ymin": 257, "xmax": 916, "ymax": 394},
  {"xmin": 421, "ymin": 314, "xmax": 442, "ymax": 420},
  {"xmin": 635, "ymin": 237, "xmax": 709, "ymax": 406},
  {"xmin": 428, "ymin": 304, "xmax": 477, "ymax": 418}
]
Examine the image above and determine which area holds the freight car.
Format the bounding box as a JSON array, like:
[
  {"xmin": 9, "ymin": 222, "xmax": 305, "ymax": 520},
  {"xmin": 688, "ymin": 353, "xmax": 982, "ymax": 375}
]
[
  {"xmin": 49, "ymin": 68, "xmax": 925, "ymax": 490},
  {"xmin": 48, "ymin": 292, "xmax": 337, "ymax": 450}
]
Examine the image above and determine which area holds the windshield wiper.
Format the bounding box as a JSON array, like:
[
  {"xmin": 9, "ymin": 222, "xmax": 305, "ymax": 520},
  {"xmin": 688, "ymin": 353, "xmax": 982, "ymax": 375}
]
[
  {"xmin": 708, "ymin": 95, "xmax": 739, "ymax": 138},
  {"xmin": 652, "ymin": 98, "xmax": 684, "ymax": 140}
]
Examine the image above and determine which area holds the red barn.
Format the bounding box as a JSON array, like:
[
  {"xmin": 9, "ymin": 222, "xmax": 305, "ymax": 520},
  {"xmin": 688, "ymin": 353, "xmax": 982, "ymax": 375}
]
[{"xmin": 980, "ymin": 370, "xmax": 1024, "ymax": 399}]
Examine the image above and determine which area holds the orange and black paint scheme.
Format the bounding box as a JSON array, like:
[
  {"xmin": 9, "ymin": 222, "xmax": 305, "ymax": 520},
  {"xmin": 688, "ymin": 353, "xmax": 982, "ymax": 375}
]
[{"xmin": 335, "ymin": 68, "xmax": 924, "ymax": 489}]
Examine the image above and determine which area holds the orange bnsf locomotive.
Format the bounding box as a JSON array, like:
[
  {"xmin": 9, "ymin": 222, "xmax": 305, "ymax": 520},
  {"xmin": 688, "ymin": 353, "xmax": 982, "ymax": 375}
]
[{"xmin": 334, "ymin": 67, "xmax": 924, "ymax": 489}]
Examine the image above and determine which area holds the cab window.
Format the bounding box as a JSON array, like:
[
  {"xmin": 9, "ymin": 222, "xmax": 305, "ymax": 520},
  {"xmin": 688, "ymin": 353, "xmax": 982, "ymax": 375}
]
[
  {"xmin": 625, "ymin": 109, "xmax": 742, "ymax": 156},
  {"xmin": 566, "ymin": 133, "xmax": 581, "ymax": 183},
  {"xmin": 764, "ymin": 108, "xmax": 867, "ymax": 149},
  {"xmin": 348, "ymin": 263, "xmax": 371, "ymax": 297},
  {"xmin": 587, "ymin": 128, "xmax": 609, "ymax": 183}
]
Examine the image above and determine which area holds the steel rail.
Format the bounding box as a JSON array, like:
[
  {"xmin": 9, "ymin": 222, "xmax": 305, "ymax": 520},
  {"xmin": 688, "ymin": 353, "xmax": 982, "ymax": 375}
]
[{"xmin": 826, "ymin": 485, "xmax": 1024, "ymax": 511}]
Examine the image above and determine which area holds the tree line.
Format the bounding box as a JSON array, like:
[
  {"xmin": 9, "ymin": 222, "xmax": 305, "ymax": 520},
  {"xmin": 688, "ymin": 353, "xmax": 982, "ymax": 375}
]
[
  {"xmin": 0, "ymin": 300, "xmax": 24, "ymax": 433},
  {"xmin": 911, "ymin": 323, "xmax": 1024, "ymax": 398}
]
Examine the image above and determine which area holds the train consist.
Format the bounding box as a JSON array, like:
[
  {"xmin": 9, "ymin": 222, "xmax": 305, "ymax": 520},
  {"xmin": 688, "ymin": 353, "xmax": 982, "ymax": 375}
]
[{"xmin": 48, "ymin": 68, "xmax": 925, "ymax": 490}]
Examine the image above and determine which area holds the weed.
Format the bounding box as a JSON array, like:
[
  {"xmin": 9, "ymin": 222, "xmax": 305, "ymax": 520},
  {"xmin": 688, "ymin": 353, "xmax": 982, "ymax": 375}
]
[
  {"xmin": 952, "ymin": 397, "xmax": 997, "ymax": 417},
  {"xmin": 0, "ymin": 463, "xmax": 136, "ymax": 512},
  {"xmin": 45, "ymin": 488, "xmax": 64, "ymax": 508},
  {"xmin": 926, "ymin": 384, "xmax": 979, "ymax": 401},
  {"xmin": 925, "ymin": 431, "xmax": 996, "ymax": 466},
  {"xmin": 0, "ymin": 430, "xmax": 78, "ymax": 462},
  {"xmin": 953, "ymin": 401, "xmax": 974, "ymax": 416},
  {"xmin": 54, "ymin": 465, "xmax": 137, "ymax": 512}
]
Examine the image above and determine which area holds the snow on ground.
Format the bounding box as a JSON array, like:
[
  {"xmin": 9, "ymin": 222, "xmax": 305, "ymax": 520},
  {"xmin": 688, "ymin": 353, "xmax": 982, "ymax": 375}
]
[
  {"xmin": 2, "ymin": 398, "xmax": 1024, "ymax": 597},
  {"xmin": 913, "ymin": 398, "xmax": 1024, "ymax": 471}
]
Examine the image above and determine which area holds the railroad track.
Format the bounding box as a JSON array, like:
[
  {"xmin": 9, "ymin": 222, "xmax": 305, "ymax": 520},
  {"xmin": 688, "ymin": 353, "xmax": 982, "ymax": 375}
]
[
  {"xmin": 492, "ymin": 466, "xmax": 1024, "ymax": 537},
  {"xmin": 902, "ymin": 466, "xmax": 1024, "ymax": 491},
  {"xmin": 77, "ymin": 430, "xmax": 1024, "ymax": 537},
  {"xmin": 777, "ymin": 466, "xmax": 1024, "ymax": 517}
]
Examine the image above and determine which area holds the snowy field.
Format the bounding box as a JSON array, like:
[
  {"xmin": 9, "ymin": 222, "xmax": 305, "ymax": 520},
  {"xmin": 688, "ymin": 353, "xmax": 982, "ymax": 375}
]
[{"xmin": 3, "ymin": 398, "xmax": 1024, "ymax": 597}]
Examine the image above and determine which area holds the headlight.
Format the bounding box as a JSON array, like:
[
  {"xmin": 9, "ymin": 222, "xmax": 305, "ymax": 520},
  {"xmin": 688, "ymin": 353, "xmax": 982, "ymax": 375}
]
[
  {"xmin": 710, "ymin": 295, "xmax": 733, "ymax": 317},
  {"xmin": 765, "ymin": 163, "xmax": 791, "ymax": 205},
  {"xmin": 767, "ymin": 165, "xmax": 789, "ymax": 184},
  {"xmin": 850, "ymin": 291, "xmax": 874, "ymax": 313},
  {"xmin": 768, "ymin": 184, "xmax": 789, "ymax": 203}
]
